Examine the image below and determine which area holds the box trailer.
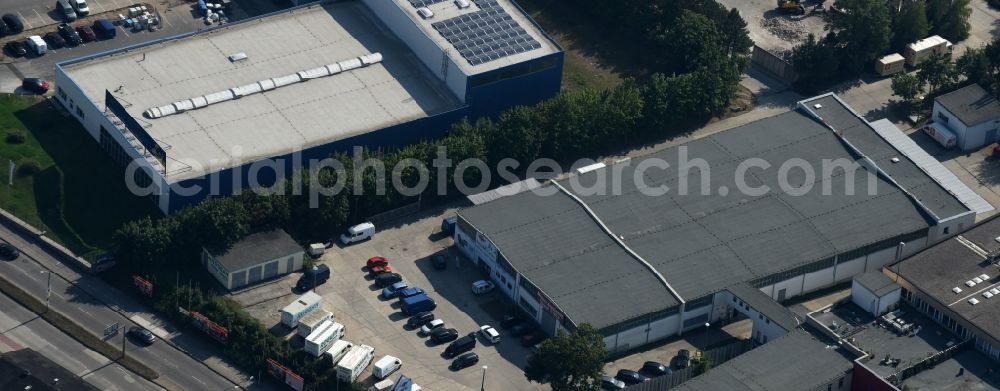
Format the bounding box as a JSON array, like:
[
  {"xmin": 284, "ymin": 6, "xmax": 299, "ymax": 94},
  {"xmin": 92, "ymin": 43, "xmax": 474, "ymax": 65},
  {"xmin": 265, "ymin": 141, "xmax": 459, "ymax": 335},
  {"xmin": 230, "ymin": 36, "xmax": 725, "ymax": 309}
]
[
  {"xmin": 875, "ymin": 53, "xmax": 905, "ymax": 76},
  {"xmin": 297, "ymin": 309, "xmax": 333, "ymax": 338},
  {"xmin": 336, "ymin": 344, "xmax": 375, "ymax": 382},
  {"xmin": 305, "ymin": 321, "xmax": 345, "ymax": 356},
  {"xmin": 904, "ymin": 35, "xmax": 952, "ymax": 67},
  {"xmin": 922, "ymin": 122, "xmax": 957, "ymax": 149},
  {"xmin": 280, "ymin": 291, "xmax": 322, "ymax": 328},
  {"xmin": 324, "ymin": 339, "xmax": 355, "ymax": 366}
]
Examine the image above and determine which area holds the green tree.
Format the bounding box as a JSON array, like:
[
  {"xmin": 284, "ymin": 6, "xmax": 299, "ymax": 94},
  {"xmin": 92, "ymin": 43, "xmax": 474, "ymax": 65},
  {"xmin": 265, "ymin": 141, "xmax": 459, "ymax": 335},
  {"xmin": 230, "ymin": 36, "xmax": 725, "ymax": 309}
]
[
  {"xmin": 793, "ymin": 34, "xmax": 840, "ymax": 92},
  {"xmin": 927, "ymin": 0, "xmax": 972, "ymax": 42},
  {"xmin": 826, "ymin": 0, "xmax": 892, "ymax": 74},
  {"xmin": 890, "ymin": 0, "xmax": 929, "ymax": 52},
  {"xmin": 655, "ymin": 10, "xmax": 724, "ymax": 74},
  {"xmin": 891, "ymin": 73, "xmax": 922, "ymax": 102},
  {"xmin": 525, "ymin": 324, "xmax": 607, "ymax": 391},
  {"xmin": 917, "ymin": 52, "xmax": 958, "ymax": 93},
  {"xmin": 957, "ymin": 40, "xmax": 1000, "ymax": 97}
]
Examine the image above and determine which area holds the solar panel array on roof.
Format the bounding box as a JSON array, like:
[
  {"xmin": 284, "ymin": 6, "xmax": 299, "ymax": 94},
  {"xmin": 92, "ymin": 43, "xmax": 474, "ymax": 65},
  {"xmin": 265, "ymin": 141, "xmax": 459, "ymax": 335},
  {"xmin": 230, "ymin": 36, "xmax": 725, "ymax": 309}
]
[
  {"xmin": 431, "ymin": 0, "xmax": 542, "ymax": 65},
  {"xmin": 408, "ymin": 0, "xmax": 447, "ymax": 7}
]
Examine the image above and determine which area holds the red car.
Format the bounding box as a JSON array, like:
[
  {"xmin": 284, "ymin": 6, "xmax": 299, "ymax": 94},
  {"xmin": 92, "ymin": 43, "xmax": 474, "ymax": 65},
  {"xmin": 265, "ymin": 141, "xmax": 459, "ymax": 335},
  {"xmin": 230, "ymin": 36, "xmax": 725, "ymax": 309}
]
[
  {"xmin": 369, "ymin": 264, "xmax": 392, "ymax": 276},
  {"xmin": 21, "ymin": 78, "xmax": 49, "ymax": 94},
  {"xmin": 367, "ymin": 256, "xmax": 389, "ymax": 269},
  {"xmin": 76, "ymin": 25, "xmax": 96, "ymax": 42}
]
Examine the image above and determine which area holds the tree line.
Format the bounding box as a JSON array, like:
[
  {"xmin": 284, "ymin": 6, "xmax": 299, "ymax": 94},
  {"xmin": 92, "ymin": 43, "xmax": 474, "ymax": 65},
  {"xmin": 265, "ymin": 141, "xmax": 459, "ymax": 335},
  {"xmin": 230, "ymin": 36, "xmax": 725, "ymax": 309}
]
[
  {"xmin": 794, "ymin": 0, "xmax": 972, "ymax": 91},
  {"xmin": 109, "ymin": 2, "xmax": 754, "ymax": 388},
  {"xmin": 891, "ymin": 37, "xmax": 1000, "ymax": 105}
]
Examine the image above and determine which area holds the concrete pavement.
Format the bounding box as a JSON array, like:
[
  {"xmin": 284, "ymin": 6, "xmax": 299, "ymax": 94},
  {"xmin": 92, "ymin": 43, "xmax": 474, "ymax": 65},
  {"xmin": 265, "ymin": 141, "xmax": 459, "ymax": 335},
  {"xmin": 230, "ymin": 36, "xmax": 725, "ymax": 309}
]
[
  {"xmin": 0, "ymin": 291, "xmax": 163, "ymax": 391},
  {"xmin": 0, "ymin": 221, "xmax": 265, "ymax": 390}
]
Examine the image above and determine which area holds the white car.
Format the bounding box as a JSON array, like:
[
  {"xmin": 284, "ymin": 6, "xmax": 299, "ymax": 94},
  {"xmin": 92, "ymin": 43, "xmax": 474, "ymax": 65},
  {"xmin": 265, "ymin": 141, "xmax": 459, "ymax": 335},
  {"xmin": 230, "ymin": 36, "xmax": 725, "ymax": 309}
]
[
  {"xmin": 479, "ymin": 325, "xmax": 500, "ymax": 344},
  {"xmin": 419, "ymin": 319, "xmax": 444, "ymax": 335},
  {"xmin": 472, "ymin": 280, "xmax": 495, "ymax": 295}
]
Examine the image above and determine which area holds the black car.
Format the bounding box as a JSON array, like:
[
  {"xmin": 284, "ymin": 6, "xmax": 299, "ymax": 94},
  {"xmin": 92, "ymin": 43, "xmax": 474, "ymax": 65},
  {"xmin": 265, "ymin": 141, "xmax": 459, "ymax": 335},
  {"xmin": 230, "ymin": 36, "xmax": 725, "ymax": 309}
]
[
  {"xmin": 44, "ymin": 32, "xmax": 66, "ymax": 48},
  {"xmin": 0, "ymin": 243, "xmax": 19, "ymax": 260},
  {"xmin": 21, "ymin": 78, "xmax": 49, "ymax": 94},
  {"xmin": 430, "ymin": 327, "xmax": 459, "ymax": 343},
  {"xmin": 127, "ymin": 326, "xmax": 156, "ymax": 345},
  {"xmin": 450, "ymin": 351, "xmax": 479, "ymax": 370},
  {"xmin": 500, "ymin": 313, "xmax": 522, "ymax": 329},
  {"xmin": 444, "ymin": 333, "xmax": 477, "ymax": 358},
  {"xmin": 4, "ymin": 41, "xmax": 27, "ymax": 57},
  {"xmin": 374, "ymin": 272, "xmax": 402, "ymax": 287},
  {"xmin": 640, "ymin": 361, "xmax": 670, "ymax": 377},
  {"xmin": 2, "ymin": 14, "xmax": 24, "ymax": 33},
  {"xmin": 0, "ymin": 19, "xmax": 7, "ymax": 36},
  {"xmin": 432, "ymin": 254, "xmax": 447, "ymax": 270},
  {"xmin": 405, "ymin": 311, "xmax": 434, "ymax": 329},
  {"xmin": 615, "ymin": 369, "xmax": 647, "ymax": 385},
  {"xmin": 601, "ymin": 375, "xmax": 626, "ymax": 390},
  {"xmin": 672, "ymin": 349, "xmax": 691, "ymax": 369},
  {"xmin": 58, "ymin": 24, "xmax": 82, "ymax": 46},
  {"xmin": 510, "ymin": 323, "xmax": 537, "ymax": 337}
]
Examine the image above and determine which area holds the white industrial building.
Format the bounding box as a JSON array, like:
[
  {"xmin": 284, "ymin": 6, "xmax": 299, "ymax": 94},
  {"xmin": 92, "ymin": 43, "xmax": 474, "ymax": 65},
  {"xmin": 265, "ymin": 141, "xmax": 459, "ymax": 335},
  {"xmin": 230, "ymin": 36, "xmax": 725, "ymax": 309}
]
[
  {"xmin": 932, "ymin": 84, "xmax": 1000, "ymax": 151},
  {"xmin": 202, "ymin": 229, "xmax": 304, "ymax": 290},
  {"xmin": 54, "ymin": 0, "xmax": 562, "ymax": 213},
  {"xmin": 851, "ymin": 271, "xmax": 901, "ymax": 317},
  {"xmin": 456, "ymin": 94, "xmax": 987, "ymax": 355}
]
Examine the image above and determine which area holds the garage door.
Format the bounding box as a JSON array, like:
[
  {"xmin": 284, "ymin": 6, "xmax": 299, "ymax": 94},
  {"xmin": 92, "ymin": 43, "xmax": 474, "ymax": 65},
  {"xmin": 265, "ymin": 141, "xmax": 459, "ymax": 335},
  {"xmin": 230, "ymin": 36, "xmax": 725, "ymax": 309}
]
[
  {"xmin": 263, "ymin": 261, "xmax": 279, "ymax": 280},
  {"xmin": 248, "ymin": 266, "xmax": 262, "ymax": 284},
  {"xmin": 231, "ymin": 270, "xmax": 247, "ymax": 289}
]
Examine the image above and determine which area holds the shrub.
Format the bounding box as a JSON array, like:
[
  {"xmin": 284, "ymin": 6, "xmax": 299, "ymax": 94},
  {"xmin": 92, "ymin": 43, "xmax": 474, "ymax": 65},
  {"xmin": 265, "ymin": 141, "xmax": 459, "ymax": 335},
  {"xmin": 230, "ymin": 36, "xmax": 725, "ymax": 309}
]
[
  {"xmin": 6, "ymin": 130, "xmax": 25, "ymax": 144},
  {"xmin": 16, "ymin": 159, "xmax": 41, "ymax": 177}
]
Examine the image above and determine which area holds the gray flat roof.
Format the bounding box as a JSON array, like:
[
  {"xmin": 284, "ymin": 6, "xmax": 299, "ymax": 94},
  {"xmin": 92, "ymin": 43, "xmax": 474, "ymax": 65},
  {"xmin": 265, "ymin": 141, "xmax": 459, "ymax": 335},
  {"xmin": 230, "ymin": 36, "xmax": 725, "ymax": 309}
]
[
  {"xmin": 460, "ymin": 99, "xmax": 962, "ymax": 328},
  {"xmin": 854, "ymin": 271, "xmax": 900, "ymax": 297},
  {"xmin": 212, "ymin": 229, "xmax": 302, "ymax": 272},
  {"xmin": 800, "ymin": 95, "xmax": 970, "ymax": 220},
  {"xmin": 836, "ymin": 306, "xmax": 959, "ymax": 378},
  {"xmin": 63, "ymin": 3, "xmax": 461, "ymax": 182},
  {"xmin": 901, "ymin": 349, "xmax": 1000, "ymax": 391},
  {"xmin": 894, "ymin": 215, "xmax": 1000, "ymax": 342},
  {"xmin": 668, "ymin": 331, "xmax": 853, "ymax": 391},
  {"xmin": 392, "ymin": 0, "xmax": 559, "ymax": 74},
  {"xmin": 726, "ymin": 283, "xmax": 801, "ymax": 331},
  {"xmin": 935, "ymin": 84, "xmax": 1000, "ymax": 126}
]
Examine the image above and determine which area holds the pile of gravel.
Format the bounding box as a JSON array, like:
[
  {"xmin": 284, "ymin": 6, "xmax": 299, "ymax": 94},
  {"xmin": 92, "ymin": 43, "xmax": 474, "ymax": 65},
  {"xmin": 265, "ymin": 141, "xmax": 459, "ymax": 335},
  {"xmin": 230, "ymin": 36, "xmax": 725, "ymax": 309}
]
[{"xmin": 759, "ymin": 16, "xmax": 810, "ymax": 43}]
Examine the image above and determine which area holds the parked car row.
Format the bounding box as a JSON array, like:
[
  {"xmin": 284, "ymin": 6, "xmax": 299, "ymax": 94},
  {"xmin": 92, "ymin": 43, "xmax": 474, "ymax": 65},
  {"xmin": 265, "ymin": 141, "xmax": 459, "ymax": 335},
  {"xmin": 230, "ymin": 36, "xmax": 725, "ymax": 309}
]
[
  {"xmin": 602, "ymin": 355, "xmax": 683, "ymax": 389},
  {"xmin": 0, "ymin": 14, "xmax": 24, "ymax": 36},
  {"xmin": 5, "ymin": 19, "xmax": 116, "ymax": 58},
  {"xmin": 55, "ymin": 0, "xmax": 91, "ymax": 22}
]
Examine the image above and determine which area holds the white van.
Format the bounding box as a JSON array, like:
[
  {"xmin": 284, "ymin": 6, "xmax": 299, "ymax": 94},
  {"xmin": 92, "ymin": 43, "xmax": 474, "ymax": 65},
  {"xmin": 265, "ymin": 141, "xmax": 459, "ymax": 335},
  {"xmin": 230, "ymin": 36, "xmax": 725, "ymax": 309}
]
[
  {"xmin": 55, "ymin": 0, "xmax": 77, "ymax": 21},
  {"xmin": 340, "ymin": 222, "xmax": 375, "ymax": 245},
  {"xmin": 304, "ymin": 321, "xmax": 345, "ymax": 356},
  {"xmin": 324, "ymin": 339, "xmax": 354, "ymax": 365},
  {"xmin": 25, "ymin": 36, "xmax": 47, "ymax": 55},
  {"xmin": 372, "ymin": 355, "xmax": 401, "ymax": 379},
  {"xmin": 70, "ymin": 0, "xmax": 89, "ymax": 15}
]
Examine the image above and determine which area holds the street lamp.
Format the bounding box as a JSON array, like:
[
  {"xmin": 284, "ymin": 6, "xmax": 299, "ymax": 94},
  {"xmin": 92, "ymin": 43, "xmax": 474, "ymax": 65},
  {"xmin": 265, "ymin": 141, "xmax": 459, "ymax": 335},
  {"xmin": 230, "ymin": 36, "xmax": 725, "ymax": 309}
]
[
  {"xmin": 480, "ymin": 365, "xmax": 488, "ymax": 391},
  {"xmin": 703, "ymin": 322, "xmax": 711, "ymax": 352}
]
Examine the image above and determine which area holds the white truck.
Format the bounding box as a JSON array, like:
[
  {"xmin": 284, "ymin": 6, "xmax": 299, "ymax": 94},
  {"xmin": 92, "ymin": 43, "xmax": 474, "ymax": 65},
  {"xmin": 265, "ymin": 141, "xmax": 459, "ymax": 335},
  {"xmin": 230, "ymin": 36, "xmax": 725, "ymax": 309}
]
[
  {"xmin": 304, "ymin": 321, "xmax": 344, "ymax": 357},
  {"xmin": 922, "ymin": 122, "xmax": 957, "ymax": 149},
  {"xmin": 280, "ymin": 291, "xmax": 322, "ymax": 328},
  {"xmin": 324, "ymin": 339, "xmax": 355, "ymax": 365},
  {"xmin": 336, "ymin": 344, "xmax": 375, "ymax": 382},
  {"xmin": 904, "ymin": 35, "xmax": 952, "ymax": 67},
  {"xmin": 297, "ymin": 310, "xmax": 333, "ymax": 338}
]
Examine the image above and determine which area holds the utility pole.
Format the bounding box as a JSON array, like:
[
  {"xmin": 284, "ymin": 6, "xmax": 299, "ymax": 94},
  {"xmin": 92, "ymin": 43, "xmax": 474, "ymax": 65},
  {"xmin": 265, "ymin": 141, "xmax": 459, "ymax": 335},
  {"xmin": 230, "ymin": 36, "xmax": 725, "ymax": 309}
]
[
  {"xmin": 480, "ymin": 365, "xmax": 488, "ymax": 391},
  {"xmin": 175, "ymin": 272, "xmax": 179, "ymax": 309},
  {"xmin": 121, "ymin": 327, "xmax": 127, "ymax": 358}
]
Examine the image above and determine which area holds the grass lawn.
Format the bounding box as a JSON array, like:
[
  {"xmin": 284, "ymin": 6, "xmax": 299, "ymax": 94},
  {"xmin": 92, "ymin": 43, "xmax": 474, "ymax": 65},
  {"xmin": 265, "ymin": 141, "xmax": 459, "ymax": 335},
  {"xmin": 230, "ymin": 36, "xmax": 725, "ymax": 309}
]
[
  {"xmin": 0, "ymin": 94, "xmax": 157, "ymax": 258},
  {"xmin": 517, "ymin": 0, "xmax": 636, "ymax": 92}
]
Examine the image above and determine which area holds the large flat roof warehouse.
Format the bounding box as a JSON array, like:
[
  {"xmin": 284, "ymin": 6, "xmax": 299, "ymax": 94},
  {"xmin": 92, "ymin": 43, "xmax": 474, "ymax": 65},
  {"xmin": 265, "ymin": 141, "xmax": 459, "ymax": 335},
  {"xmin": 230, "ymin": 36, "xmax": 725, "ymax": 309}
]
[
  {"xmin": 61, "ymin": 2, "xmax": 462, "ymax": 182},
  {"xmin": 459, "ymin": 95, "xmax": 975, "ymax": 330}
]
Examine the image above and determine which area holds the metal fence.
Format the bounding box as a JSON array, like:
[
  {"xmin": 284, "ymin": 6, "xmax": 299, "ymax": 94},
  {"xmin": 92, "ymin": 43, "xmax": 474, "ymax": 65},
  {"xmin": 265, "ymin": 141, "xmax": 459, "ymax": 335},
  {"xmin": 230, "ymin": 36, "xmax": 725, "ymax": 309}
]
[
  {"xmin": 624, "ymin": 339, "xmax": 754, "ymax": 390},
  {"xmin": 886, "ymin": 338, "xmax": 972, "ymax": 385},
  {"xmin": 363, "ymin": 199, "xmax": 421, "ymax": 226}
]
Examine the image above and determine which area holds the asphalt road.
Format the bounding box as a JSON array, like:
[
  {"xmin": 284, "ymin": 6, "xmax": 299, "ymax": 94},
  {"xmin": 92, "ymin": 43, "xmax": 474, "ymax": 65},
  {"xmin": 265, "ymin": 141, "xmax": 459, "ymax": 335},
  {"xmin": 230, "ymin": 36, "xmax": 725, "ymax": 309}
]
[
  {"xmin": 0, "ymin": 223, "xmax": 248, "ymax": 391},
  {"xmin": 0, "ymin": 291, "xmax": 163, "ymax": 391}
]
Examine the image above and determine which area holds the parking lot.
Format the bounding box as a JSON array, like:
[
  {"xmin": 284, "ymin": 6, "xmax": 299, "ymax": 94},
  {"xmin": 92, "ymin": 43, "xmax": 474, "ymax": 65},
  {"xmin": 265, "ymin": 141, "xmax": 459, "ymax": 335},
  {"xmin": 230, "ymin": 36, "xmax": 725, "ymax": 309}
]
[{"xmin": 237, "ymin": 204, "xmax": 546, "ymax": 390}]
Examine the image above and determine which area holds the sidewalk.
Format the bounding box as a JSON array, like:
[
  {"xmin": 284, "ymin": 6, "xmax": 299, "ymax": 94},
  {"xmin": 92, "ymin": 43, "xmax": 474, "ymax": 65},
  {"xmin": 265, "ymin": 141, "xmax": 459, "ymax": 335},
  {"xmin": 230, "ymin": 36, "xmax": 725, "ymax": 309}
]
[{"xmin": 0, "ymin": 221, "xmax": 267, "ymax": 390}]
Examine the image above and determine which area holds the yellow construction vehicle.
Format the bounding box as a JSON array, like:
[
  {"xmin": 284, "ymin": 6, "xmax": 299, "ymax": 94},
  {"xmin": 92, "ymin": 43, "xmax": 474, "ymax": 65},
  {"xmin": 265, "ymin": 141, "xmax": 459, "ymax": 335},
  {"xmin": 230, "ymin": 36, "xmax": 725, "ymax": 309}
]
[{"xmin": 777, "ymin": 0, "xmax": 805, "ymax": 14}]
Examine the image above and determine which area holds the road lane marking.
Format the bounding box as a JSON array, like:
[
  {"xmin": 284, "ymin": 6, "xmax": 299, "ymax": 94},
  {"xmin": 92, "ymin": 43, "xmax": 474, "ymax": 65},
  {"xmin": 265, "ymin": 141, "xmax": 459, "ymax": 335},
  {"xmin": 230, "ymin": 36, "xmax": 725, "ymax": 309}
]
[
  {"xmin": 17, "ymin": 12, "xmax": 33, "ymax": 29},
  {"xmin": 109, "ymin": 0, "xmax": 122, "ymax": 8},
  {"xmin": 190, "ymin": 375, "xmax": 206, "ymax": 385},
  {"xmin": 32, "ymin": 9, "xmax": 45, "ymax": 26},
  {"xmin": 162, "ymin": 12, "xmax": 174, "ymax": 28}
]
